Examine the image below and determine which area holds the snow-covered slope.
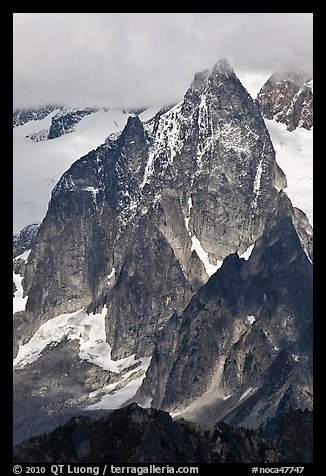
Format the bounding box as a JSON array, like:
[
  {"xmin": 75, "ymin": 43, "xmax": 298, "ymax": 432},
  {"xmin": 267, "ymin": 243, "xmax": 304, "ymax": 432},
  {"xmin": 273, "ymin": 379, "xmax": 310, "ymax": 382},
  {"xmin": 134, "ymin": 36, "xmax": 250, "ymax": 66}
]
[
  {"xmin": 14, "ymin": 305, "xmax": 151, "ymax": 410},
  {"xmin": 265, "ymin": 119, "xmax": 313, "ymax": 225},
  {"xmin": 13, "ymin": 107, "xmax": 159, "ymax": 234}
]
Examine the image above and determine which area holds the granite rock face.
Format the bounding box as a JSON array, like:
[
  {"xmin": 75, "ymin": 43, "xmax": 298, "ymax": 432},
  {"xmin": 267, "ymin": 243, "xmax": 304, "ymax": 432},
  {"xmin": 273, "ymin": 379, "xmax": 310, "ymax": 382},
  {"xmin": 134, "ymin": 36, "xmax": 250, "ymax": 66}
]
[
  {"xmin": 13, "ymin": 59, "xmax": 312, "ymax": 448},
  {"xmin": 136, "ymin": 193, "xmax": 312, "ymax": 428},
  {"xmin": 47, "ymin": 108, "xmax": 97, "ymax": 139},
  {"xmin": 256, "ymin": 68, "xmax": 313, "ymax": 131},
  {"xmin": 20, "ymin": 59, "xmax": 286, "ymax": 345}
]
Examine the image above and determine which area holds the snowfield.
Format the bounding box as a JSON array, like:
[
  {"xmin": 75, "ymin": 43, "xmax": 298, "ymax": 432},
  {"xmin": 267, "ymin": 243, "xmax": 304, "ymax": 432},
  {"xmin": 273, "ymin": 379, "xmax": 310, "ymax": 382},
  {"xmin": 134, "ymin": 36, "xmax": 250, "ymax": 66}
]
[
  {"xmin": 265, "ymin": 119, "xmax": 313, "ymax": 225},
  {"xmin": 13, "ymin": 306, "xmax": 151, "ymax": 410},
  {"xmin": 14, "ymin": 307, "xmax": 137, "ymax": 371},
  {"xmin": 13, "ymin": 107, "xmax": 159, "ymax": 234}
]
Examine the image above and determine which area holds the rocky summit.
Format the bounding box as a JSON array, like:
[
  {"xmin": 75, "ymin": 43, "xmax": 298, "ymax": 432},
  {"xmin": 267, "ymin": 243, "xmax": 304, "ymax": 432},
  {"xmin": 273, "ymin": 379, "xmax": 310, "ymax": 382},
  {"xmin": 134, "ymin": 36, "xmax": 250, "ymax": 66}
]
[
  {"xmin": 13, "ymin": 58, "xmax": 313, "ymax": 462},
  {"xmin": 256, "ymin": 67, "xmax": 313, "ymax": 131}
]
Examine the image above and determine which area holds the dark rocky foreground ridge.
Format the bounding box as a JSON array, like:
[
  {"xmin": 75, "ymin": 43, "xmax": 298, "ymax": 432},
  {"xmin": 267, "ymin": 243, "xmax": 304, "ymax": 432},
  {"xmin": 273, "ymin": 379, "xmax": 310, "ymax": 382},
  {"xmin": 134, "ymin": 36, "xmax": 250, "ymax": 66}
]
[
  {"xmin": 13, "ymin": 59, "xmax": 313, "ymax": 455},
  {"xmin": 13, "ymin": 404, "xmax": 312, "ymax": 463}
]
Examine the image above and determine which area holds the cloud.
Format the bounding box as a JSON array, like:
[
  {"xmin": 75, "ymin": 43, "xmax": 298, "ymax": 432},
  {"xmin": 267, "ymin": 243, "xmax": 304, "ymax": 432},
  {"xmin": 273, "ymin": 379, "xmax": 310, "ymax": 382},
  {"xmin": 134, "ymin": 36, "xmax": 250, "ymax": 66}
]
[{"xmin": 13, "ymin": 13, "xmax": 313, "ymax": 109}]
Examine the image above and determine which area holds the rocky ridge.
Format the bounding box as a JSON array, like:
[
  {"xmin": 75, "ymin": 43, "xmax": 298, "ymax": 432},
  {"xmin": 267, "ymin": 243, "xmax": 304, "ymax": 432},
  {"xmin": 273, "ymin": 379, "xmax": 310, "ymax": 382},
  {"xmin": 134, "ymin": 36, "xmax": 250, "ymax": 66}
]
[
  {"xmin": 13, "ymin": 106, "xmax": 58, "ymax": 127},
  {"xmin": 256, "ymin": 68, "xmax": 313, "ymax": 131},
  {"xmin": 13, "ymin": 404, "xmax": 312, "ymax": 463},
  {"xmin": 26, "ymin": 108, "xmax": 98, "ymax": 141},
  {"xmin": 136, "ymin": 192, "xmax": 312, "ymax": 428},
  {"xmin": 13, "ymin": 59, "xmax": 313, "ymax": 447},
  {"xmin": 13, "ymin": 224, "xmax": 40, "ymax": 259}
]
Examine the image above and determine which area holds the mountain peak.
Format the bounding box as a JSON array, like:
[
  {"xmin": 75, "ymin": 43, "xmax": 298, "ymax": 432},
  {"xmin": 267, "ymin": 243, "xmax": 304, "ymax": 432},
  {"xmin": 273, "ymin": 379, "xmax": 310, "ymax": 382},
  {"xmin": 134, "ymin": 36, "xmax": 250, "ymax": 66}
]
[
  {"xmin": 211, "ymin": 58, "xmax": 235, "ymax": 77},
  {"xmin": 190, "ymin": 69, "xmax": 210, "ymax": 92},
  {"xmin": 190, "ymin": 59, "xmax": 235, "ymax": 93},
  {"xmin": 269, "ymin": 68, "xmax": 312, "ymax": 88},
  {"xmin": 13, "ymin": 57, "xmax": 312, "ymax": 461}
]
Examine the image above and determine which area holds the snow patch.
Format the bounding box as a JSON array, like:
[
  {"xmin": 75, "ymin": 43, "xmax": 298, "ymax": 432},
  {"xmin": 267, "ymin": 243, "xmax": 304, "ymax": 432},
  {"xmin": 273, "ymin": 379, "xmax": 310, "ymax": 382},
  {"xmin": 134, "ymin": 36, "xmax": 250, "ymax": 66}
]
[
  {"xmin": 185, "ymin": 197, "xmax": 193, "ymax": 231},
  {"xmin": 140, "ymin": 102, "xmax": 183, "ymax": 187},
  {"xmin": 107, "ymin": 267, "xmax": 116, "ymax": 282},
  {"xmin": 246, "ymin": 315, "xmax": 256, "ymax": 325},
  {"xmin": 253, "ymin": 158, "xmax": 264, "ymax": 207},
  {"xmin": 239, "ymin": 387, "xmax": 256, "ymax": 401},
  {"xmin": 304, "ymin": 249, "xmax": 313, "ymax": 264},
  {"xmin": 83, "ymin": 186, "xmax": 99, "ymax": 196},
  {"xmin": 13, "ymin": 272, "xmax": 28, "ymax": 314},
  {"xmin": 191, "ymin": 236, "xmax": 223, "ymax": 277},
  {"xmin": 83, "ymin": 186, "xmax": 99, "ymax": 205},
  {"xmin": 87, "ymin": 375, "xmax": 145, "ymax": 410},
  {"xmin": 140, "ymin": 151, "xmax": 156, "ymax": 188},
  {"xmin": 13, "ymin": 249, "xmax": 31, "ymax": 263},
  {"xmin": 240, "ymin": 244, "xmax": 254, "ymax": 261},
  {"xmin": 265, "ymin": 119, "xmax": 313, "ymax": 225},
  {"xmin": 223, "ymin": 394, "xmax": 233, "ymax": 401},
  {"xmin": 292, "ymin": 354, "xmax": 299, "ymax": 362},
  {"xmin": 216, "ymin": 121, "xmax": 256, "ymax": 157},
  {"xmin": 306, "ymin": 79, "xmax": 313, "ymax": 93},
  {"xmin": 14, "ymin": 303, "xmax": 154, "ymax": 411},
  {"xmin": 274, "ymin": 345, "xmax": 280, "ymax": 351},
  {"xmin": 13, "ymin": 307, "xmax": 140, "ymax": 372},
  {"xmin": 139, "ymin": 106, "xmax": 162, "ymax": 122},
  {"xmin": 87, "ymin": 356, "xmax": 152, "ymax": 410}
]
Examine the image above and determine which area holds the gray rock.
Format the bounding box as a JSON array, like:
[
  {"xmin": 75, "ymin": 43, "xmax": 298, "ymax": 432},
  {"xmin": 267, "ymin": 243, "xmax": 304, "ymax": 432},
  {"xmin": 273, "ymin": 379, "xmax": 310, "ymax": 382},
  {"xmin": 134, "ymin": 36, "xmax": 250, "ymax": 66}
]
[
  {"xmin": 47, "ymin": 108, "xmax": 97, "ymax": 139},
  {"xmin": 20, "ymin": 59, "xmax": 285, "ymax": 345},
  {"xmin": 13, "ymin": 59, "xmax": 312, "ymax": 445},
  {"xmin": 137, "ymin": 193, "xmax": 312, "ymax": 429},
  {"xmin": 13, "ymin": 106, "xmax": 59, "ymax": 127},
  {"xmin": 13, "ymin": 223, "xmax": 40, "ymax": 258},
  {"xmin": 256, "ymin": 68, "xmax": 313, "ymax": 131}
]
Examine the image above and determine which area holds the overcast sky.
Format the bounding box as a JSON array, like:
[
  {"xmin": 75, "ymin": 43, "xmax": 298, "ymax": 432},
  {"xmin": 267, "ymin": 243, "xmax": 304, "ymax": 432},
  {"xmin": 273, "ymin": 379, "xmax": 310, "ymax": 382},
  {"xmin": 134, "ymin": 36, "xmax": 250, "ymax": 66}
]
[{"xmin": 13, "ymin": 13, "xmax": 313, "ymax": 109}]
